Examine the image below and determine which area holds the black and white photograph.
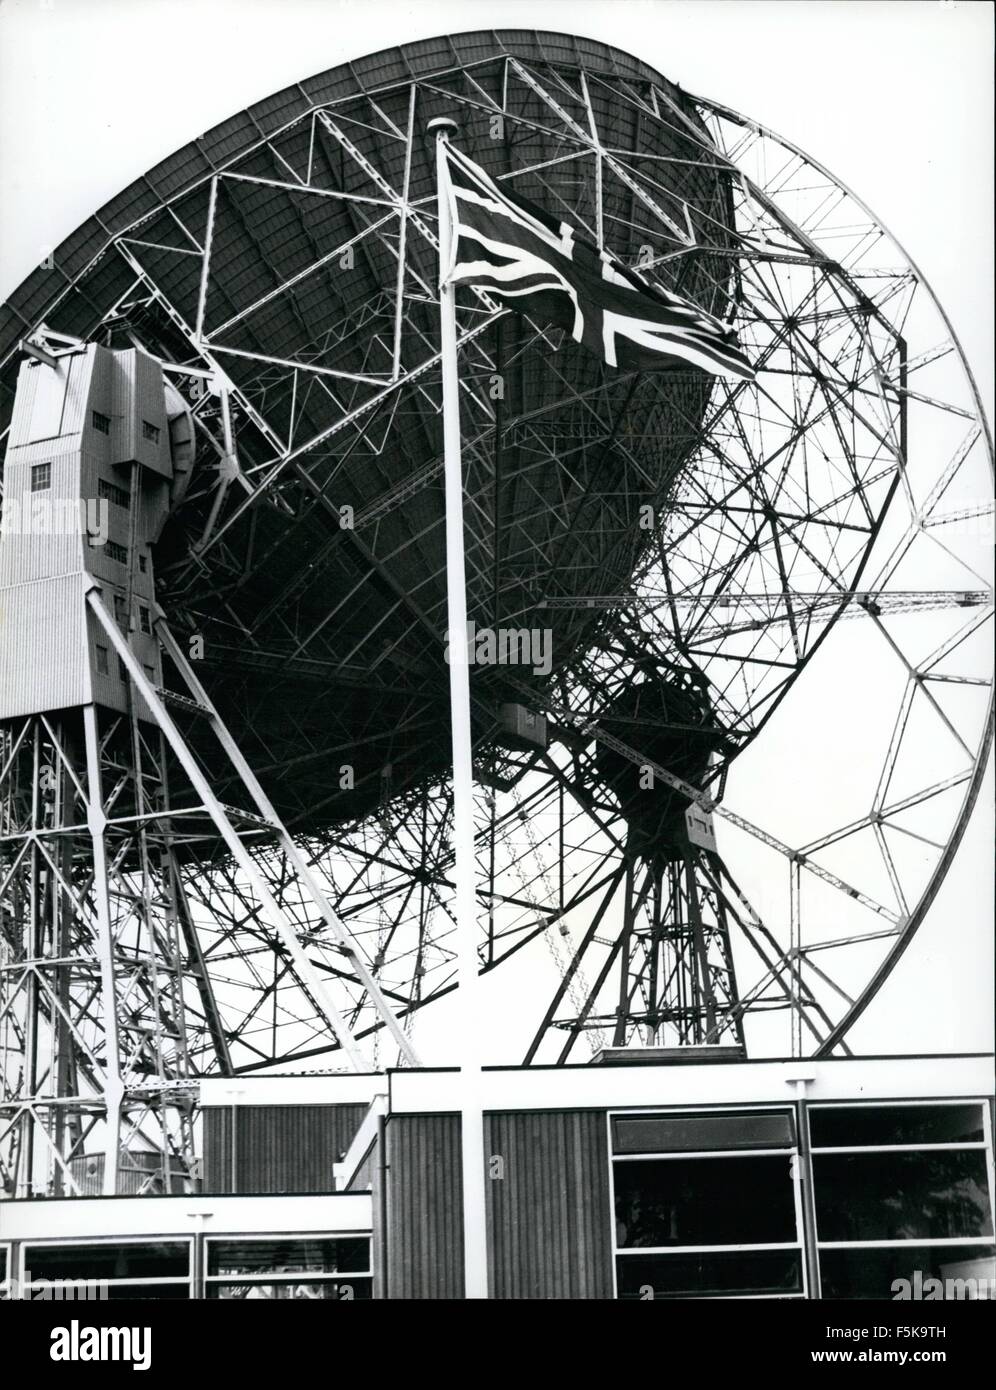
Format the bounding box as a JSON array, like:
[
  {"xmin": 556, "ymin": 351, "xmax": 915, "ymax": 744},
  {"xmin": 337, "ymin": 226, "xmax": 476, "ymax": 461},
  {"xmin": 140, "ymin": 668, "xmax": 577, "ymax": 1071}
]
[{"xmin": 0, "ymin": 0, "xmax": 992, "ymax": 1360}]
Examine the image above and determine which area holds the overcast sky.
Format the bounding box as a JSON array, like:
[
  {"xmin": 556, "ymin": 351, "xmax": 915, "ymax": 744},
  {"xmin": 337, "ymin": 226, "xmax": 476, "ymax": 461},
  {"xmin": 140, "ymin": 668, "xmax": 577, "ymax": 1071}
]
[{"xmin": 0, "ymin": 0, "xmax": 991, "ymax": 1061}]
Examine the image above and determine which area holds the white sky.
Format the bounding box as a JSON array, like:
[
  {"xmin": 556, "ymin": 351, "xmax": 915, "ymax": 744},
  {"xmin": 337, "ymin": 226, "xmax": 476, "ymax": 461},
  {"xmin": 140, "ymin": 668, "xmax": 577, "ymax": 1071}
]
[{"xmin": 0, "ymin": 0, "xmax": 992, "ymax": 1062}]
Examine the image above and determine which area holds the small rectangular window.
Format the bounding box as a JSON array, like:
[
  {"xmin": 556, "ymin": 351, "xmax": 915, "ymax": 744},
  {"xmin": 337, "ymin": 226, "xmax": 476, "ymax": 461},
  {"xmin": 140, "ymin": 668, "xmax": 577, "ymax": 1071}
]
[
  {"xmin": 104, "ymin": 540, "xmax": 128, "ymax": 565},
  {"xmin": 139, "ymin": 605, "xmax": 152, "ymax": 635},
  {"xmin": 613, "ymin": 1111, "xmax": 794, "ymax": 1154},
  {"xmin": 617, "ymin": 1250, "xmax": 803, "ymax": 1300},
  {"xmin": 204, "ymin": 1237, "xmax": 372, "ymax": 1299},
  {"xmin": 138, "ymin": 554, "xmax": 148, "ymax": 573},
  {"xmin": 91, "ymin": 411, "xmax": 111, "ymax": 434},
  {"xmin": 820, "ymin": 1244, "xmax": 996, "ymax": 1300},
  {"xmin": 118, "ymin": 658, "xmax": 127, "ymax": 681},
  {"xmin": 810, "ymin": 1104, "xmax": 985, "ymax": 1149},
  {"xmin": 142, "ymin": 420, "xmax": 160, "ymax": 444},
  {"xmin": 98, "ymin": 478, "xmax": 130, "ymax": 508},
  {"xmin": 95, "ymin": 644, "xmax": 109, "ymax": 675},
  {"xmin": 30, "ymin": 462, "xmax": 51, "ymax": 492},
  {"xmin": 206, "ymin": 1238, "xmax": 371, "ymax": 1277},
  {"xmin": 25, "ymin": 1241, "xmax": 190, "ymax": 1282},
  {"xmin": 113, "ymin": 594, "xmax": 128, "ymax": 629},
  {"xmin": 143, "ymin": 665, "xmax": 155, "ymax": 683}
]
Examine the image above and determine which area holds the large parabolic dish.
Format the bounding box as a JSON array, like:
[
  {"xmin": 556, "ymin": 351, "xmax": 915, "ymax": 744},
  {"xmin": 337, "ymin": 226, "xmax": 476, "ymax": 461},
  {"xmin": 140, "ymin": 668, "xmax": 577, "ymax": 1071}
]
[{"xmin": 0, "ymin": 30, "xmax": 992, "ymax": 1193}]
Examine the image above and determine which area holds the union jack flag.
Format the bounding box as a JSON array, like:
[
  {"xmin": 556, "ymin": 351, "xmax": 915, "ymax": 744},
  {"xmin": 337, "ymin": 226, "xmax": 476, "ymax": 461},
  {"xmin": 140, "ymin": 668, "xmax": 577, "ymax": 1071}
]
[{"xmin": 440, "ymin": 141, "xmax": 754, "ymax": 382}]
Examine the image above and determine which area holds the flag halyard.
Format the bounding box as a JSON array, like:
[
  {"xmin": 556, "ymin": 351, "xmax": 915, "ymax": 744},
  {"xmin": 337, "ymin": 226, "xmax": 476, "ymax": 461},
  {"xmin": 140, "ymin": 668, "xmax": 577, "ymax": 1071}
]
[{"xmin": 440, "ymin": 141, "xmax": 754, "ymax": 382}]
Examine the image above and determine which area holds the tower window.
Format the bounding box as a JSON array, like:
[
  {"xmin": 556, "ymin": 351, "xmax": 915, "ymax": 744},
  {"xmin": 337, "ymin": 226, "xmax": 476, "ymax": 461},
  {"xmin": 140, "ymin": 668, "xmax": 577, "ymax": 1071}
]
[
  {"xmin": 142, "ymin": 421, "xmax": 160, "ymax": 444},
  {"xmin": 138, "ymin": 554, "xmax": 148, "ymax": 573},
  {"xmin": 98, "ymin": 478, "xmax": 130, "ymax": 508},
  {"xmin": 92, "ymin": 411, "xmax": 111, "ymax": 434},
  {"xmin": 31, "ymin": 462, "xmax": 51, "ymax": 492},
  {"xmin": 95, "ymin": 644, "xmax": 109, "ymax": 675},
  {"xmin": 113, "ymin": 594, "xmax": 128, "ymax": 629},
  {"xmin": 139, "ymin": 605, "xmax": 152, "ymax": 635},
  {"xmin": 104, "ymin": 540, "xmax": 128, "ymax": 564}
]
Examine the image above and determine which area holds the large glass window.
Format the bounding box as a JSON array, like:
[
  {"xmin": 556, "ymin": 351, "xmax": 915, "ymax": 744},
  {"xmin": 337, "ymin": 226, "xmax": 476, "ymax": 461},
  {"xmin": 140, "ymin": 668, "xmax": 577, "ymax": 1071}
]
[
  {"xmin": 204, "ymin": 1236, "xmax": 371, "ymax": 1300},
  {"xmin": 23, "ymin": 1240, "xmax": 191, "ymax": 1300},
  {"xmin": 615, "ymin": 1156, "xmax": 797, "ymax": 1248},
  {"xmin": 810, "ymin": 1101, "xmax": 996, "ymax": 1299},
  {"xmin": 814, "ymin": 1151, "xmax": 992, "ymax": 1243},
  {"xmin": 611, "ymin": 1108, "xmax": 804, "ymax": 1299}
]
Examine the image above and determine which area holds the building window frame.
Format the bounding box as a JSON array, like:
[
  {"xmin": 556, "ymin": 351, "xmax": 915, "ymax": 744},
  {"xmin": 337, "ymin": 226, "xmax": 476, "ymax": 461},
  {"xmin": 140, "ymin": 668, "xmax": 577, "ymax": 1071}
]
[
  {"xmin": 98, "ymin": 478, "xmax": 130, "ymax": 508},
  {"xmin": 807, "ymin": 1097, "xmax": 996, "ymax": 1293},
  {"xmin": 607, "ymin": 1106, "xmax": 808, "ymax": 1300},
  {"xmin": 30, "ymin": 462, "xmax": 52, "ymax": 492},
  {"xmin": 18, "ymin": 1234, "xmax": 194, "ymax": 1299},
  {"xmin": 91, "ymin": 410, "xmax": 111, "ymax": 435},
  {"xmin": 202, "ymin": 1231, "xmax": 372, "ymax": 1300}
]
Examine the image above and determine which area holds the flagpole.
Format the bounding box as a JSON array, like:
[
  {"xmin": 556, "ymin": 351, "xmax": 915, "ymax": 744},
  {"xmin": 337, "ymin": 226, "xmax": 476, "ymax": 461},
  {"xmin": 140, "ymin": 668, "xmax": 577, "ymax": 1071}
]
[{"xmin": 430, "ymin": 116, "xmax": 489, "ymax": 1300}]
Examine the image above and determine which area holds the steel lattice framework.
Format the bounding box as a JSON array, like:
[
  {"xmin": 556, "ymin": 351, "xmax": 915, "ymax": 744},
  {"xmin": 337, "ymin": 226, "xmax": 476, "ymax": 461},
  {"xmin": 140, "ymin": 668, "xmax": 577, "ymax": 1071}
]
[{"xmin": 0, "ymin": 32, "xmax": 991, "ymax": 1195}]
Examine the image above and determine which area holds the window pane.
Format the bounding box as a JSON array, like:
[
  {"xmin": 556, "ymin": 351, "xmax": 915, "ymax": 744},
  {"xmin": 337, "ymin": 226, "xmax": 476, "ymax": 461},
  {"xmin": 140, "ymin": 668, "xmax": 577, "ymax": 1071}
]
[
  {"xmin": 814, "ymin": 1151, "xmax": 993, "ymax": 1242},
  {"xmin": 103, "ymin": 1283, "xmax": 190, "ymax": 1300},
  {"xmin": 614, "ymin": 1155, "xmax": 797, "ymax": 1247},
  {"xmin": 810, "ymin": 1104, "xmax": 985, "ymax": 1148},
  {"xmin": 617, "ymin": 1250, "xmax": 803, "ymax": 1299},
  {"xmin": 819, "ymin": 1244, "xmax": 996, "ymax": 1300},
  {"xmin": 613, "ymin": 1110, "xmax": 794, "ymax": 1155},
  {"xmin": 207, "ymin": 1237, "xmax": 370, "ymax": 1278},
  {"xmin": 207, "ymin": 1278, "xmax": 372, "ymax": 1300},
  {"xmin": 25, "ymin": 1242, "xmax": 189, "ymax": 1281}
]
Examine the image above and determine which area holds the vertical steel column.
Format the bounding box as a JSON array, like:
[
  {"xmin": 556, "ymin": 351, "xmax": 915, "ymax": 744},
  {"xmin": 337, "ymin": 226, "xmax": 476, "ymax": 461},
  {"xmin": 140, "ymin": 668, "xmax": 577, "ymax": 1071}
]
[
  {"xmin": 789, "ymin": 1075, "xmax": 822, "ymax": 1298},
  {"xmin": 82, "ymin": 704, "xmax": 123, "ymax": 1195},
  {"xmin": 432, "ymin": 117, "xmax": 489, "ymax": 1299}
]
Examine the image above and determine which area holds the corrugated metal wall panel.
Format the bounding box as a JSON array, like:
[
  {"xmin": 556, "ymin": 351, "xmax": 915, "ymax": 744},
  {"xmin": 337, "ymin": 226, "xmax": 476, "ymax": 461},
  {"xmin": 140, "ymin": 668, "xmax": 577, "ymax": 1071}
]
[
  {"xmin": 0, "ymin": 452, "xmax": 87, "ymax": 584},
  {"xmin": 0, "ymin": 571, "xmax": 92, "ymax": 718},
  {"xmin": 60, "ymin": 348, "xmax": 94, "ymax": 439},
  {"xmin": 202, "ymin": 1103, "xmax": 367, "ymax": 1194},
  {"xmin": 385, "ymin": 1113, "xmax": 463, "ymax": 1299},
  {"xmin": 485, "ymin": 1110, "xmax": 613, "ymax": 1299}
]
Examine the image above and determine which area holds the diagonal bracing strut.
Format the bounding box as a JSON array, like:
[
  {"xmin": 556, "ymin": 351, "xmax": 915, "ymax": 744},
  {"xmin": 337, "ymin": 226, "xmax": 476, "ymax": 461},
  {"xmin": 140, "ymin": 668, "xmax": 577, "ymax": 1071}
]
[{"xmin": 87, "ymin": 585, "xmax": 420, "ymax": 1069}]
